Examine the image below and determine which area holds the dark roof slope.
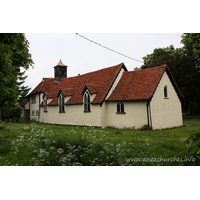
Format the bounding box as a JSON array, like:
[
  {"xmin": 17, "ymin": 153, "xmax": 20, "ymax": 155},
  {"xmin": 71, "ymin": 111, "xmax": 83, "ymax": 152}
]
[{"xmin": 107, "ymin": 65, "xmax": 182, "ymax": 101}]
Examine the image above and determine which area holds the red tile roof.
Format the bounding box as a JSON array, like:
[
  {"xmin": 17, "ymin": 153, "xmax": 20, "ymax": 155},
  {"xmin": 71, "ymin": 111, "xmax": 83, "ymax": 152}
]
[
  {"xmin": 28, "ymin": 78, "xmax": 58, "ymax": 97},
  {"xmin": 29, "ymin": 63, "xmax": 183, "ymax": 107},
  {"xmin": 107, "ymin": 65, "xmax": 167, "ymax": 101},
  {"xmin": 83, "ymin": 84, "xmax": 99, "ymax": 94},
  {"xmin": 37, "ymin": 63, "xmax": 126, "ymax": 106}
]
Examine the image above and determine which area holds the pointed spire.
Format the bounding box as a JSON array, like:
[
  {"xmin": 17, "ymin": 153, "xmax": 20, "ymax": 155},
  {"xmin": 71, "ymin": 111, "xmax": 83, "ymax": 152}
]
[{"xmin": 57, "ymin": 59, "xmax": 66, "ymax": 66}]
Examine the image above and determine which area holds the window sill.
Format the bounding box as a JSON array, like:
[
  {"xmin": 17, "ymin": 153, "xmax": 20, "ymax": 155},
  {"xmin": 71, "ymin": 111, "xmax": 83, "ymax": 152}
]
[
  {"xmin": 59, "ymin": 111, "xmax": 65, "ymax": 113},
  {"xmin": 83, "ymin": 111, "xmax": 91, "ymax": 113},
  {"xmin": 44, "ymin": 111, "xmax": 48, "ymax": 113},
  {"xmin": 116, "ymin": 112, "xmax": 126, "ymax": 114},
  {"xmin": 164, "ymin": 97, "xmax": 169, "ymax": 99}
]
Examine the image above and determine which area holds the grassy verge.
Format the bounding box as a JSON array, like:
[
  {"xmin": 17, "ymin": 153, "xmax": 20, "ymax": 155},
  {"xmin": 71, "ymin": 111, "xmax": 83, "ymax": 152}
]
[{"xmin": 0, "ymin": 117, "xmax": 199, "ymax": 166}]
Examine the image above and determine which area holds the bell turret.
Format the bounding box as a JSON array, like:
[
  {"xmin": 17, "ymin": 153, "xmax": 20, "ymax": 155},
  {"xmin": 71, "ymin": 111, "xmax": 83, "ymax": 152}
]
[{"xmin": 54, "ymin": 59, "xmax": 67, "ymax": 82}]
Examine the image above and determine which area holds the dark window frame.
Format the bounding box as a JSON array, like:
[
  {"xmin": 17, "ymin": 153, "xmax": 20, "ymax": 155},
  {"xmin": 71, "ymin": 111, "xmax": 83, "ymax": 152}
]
[
  {"xmin": 164, "ymin": 85, "xmax": 169, "ymax": 99},
  {"xmin": 83, "ymin": 91, "xmax": 91, "ymax": 112},
  {"xmin": 116, "ymin": 102, "xmax": 126, "ymax": 114},
  {"xmin": 44, "ymin": 95, "xmax": 47, "ymax": 112},
  {"xmin": 59, "ymin": 92, "xmax": 65, "ymax": 113}
]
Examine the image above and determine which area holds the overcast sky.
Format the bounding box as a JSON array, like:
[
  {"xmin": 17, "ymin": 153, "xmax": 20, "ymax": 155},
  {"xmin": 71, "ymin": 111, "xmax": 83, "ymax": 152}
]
[{"xmin": 25, "ymin": 33, "xmax": 184, "ymax": 91}]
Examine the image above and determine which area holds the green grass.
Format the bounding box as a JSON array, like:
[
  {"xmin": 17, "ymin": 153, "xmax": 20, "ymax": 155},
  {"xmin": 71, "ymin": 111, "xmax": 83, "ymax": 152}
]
[{"xmin": 0, "ymin": 116, "xmax": 199, "ymax": 166}]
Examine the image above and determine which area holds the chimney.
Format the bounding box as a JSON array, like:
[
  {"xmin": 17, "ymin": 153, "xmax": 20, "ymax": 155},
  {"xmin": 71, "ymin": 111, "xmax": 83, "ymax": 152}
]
[{"xmin": 54, "ymin": 59, "xmax": 67, "ymax": 82}]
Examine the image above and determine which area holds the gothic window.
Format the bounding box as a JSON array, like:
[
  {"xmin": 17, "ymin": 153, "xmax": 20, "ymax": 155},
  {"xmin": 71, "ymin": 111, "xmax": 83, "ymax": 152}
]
[
  {"xmin": 117, "ymin": 103, "xmax": 121, "ymax": 113},
  {"xmin": 121, "ymin": 103, "xmax": 125, "ymax": 113},
  {"xmin": 83, "ymin": 91, "xmax": 91, "ymax": 112},
  {"xmin": 164, "ymin": 85, "xmax": 168, "ymax": 98},
  {"xmin": 116, "ymin": 102, "xmax": 125, "ymax": 113},
  {"xmin": 44, "ymin": 95, "xmax": 47, "ymax": 112},
  {"xmin": 59, "ymin": 92, "xmax": 65, "ymax": 112}
]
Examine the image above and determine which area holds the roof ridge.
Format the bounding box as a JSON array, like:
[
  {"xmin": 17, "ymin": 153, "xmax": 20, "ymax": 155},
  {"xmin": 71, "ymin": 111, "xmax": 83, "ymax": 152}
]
[{"xmin": 74, "ymin": 63, "xmax": 124, "ymax": 78}]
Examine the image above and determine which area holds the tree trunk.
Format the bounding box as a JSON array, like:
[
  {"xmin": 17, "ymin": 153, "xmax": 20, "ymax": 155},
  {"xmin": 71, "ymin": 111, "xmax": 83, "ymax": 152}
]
[{"xmin": 0, "ymin": 107, "xmax": 2, "ymax": 121}]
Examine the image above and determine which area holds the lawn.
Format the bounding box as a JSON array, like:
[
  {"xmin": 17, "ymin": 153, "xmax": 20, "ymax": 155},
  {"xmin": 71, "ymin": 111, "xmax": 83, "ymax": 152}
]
[{"xmin": 0, "ymin": 116, "xmax": 199, "ymax": 166}]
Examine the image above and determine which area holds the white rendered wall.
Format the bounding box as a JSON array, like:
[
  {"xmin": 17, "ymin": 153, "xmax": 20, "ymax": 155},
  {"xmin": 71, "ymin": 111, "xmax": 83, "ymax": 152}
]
[
  {"xmin": 150, "ymin": 71, "xmax": 183, "ymax": 130},
  {"xmin": 107, "ymin": 101, "xmax": 147, "ymax": 129},
  {"xmin": 40, "ymin": 104, "xmax": 103, "ymax": 127},
  {"xmin": 29, "ymin": 93, "xmax": 43, "ymax": 121}
]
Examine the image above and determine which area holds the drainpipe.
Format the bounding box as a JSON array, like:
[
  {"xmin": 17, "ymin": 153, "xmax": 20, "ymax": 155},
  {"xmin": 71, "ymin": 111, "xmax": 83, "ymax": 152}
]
[
  {"xmin": 29, "ymin": 97, "xmax": 30, "ymax": 120},
  {"xmin": 146, "ymin": 101, "xmax": 152, "ymax": 130},
  {"xmin": 38, "ymin": 92, "xmax": 41, "ymax": 122}
]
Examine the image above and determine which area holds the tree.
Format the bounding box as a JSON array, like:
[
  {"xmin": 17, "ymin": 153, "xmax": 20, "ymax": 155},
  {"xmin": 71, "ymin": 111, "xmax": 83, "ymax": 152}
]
[
  {"xmin": 141, "ymin": 45, "xmax": 200, "ymax": 114},
  {"xmin": 181, "ymin": 33, "xmax": 200, "ymax": 68},
  {"xmin": 0, "ymin": 33, "xmax": 33, "ymax": 120},
  {"xmin": 11, "ymin": 35, "xmax": 33, "ymax": 97}
]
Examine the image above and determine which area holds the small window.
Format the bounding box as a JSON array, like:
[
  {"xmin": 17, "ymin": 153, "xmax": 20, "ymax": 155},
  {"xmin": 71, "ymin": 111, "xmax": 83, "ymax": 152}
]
[
  {"xmin": 59, "ymin": 92, "xmax": 65, "ymax": 112},
  {"xmin": 117, "ymin": 103, "xmax": 121, "ymax": 113},
  {"xmin": 31, "ymin": 95, "xmax": 36, "ymax": 103},
  {"xmin": 36, "ymin": 110, "xmax": 39, "ymax": 116},
  {"xmin": 116, "ymin": 103, "xmax": 125, "ymax": 113},
  {"xmin": 31, "ymin": 110, "xmax": 35, "ymax": 116},
  {"xmin": 83, "ymin": 91, "xmax": 91, "ymax": 112},
  {"xmin": 164, "ymin": 85, "xmax": 168, "ymax": 98},
  {"xmin": 121, "ymin": 103, "xmax": 125, "ymax": 113},
  {"xmin": 44, "ymin": 95, "xmax": 47, "ymax": 112}
]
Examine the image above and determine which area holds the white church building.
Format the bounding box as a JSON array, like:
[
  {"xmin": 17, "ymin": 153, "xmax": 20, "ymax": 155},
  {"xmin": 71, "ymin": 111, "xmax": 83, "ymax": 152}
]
[{"xmin": 24, "ymin": 61, "xmax": 183, "ymax": 130}]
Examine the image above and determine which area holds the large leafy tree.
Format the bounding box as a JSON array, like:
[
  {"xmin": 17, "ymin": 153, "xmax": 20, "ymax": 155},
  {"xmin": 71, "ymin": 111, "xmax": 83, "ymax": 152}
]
[
  {"xmin": 141, "ymin": 44, "xmax": 200, "ymax": 114},
  {"xmin": 0, "ymin": 33, "xmax": 33, "ymax": 120},
  {"xmin": 181, "ymin": 33, "xmax": 200, "ymax": 68}
]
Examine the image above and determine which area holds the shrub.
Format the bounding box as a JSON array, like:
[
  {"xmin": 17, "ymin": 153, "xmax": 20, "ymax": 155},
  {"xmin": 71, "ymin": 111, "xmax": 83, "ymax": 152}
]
[
  {"xmin": 0, "ymin": 122, "xmax": 6, "ymax": 130},
  {"xmin": 185, "ymin": 132, "xmax": 200, "ymax": 165}
]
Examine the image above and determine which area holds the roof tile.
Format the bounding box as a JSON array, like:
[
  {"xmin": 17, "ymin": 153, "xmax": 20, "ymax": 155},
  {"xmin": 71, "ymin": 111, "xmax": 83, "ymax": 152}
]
[
  {"xmin": 107, "ymin": 65, "xmax": 166, "ymax": 101},
  {"xmin": 34, "ymin": 63, "xmax": 124, "ymax": 106}
]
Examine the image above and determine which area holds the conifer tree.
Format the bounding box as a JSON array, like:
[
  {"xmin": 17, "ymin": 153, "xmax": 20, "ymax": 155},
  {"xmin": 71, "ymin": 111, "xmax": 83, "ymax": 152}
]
[{"xmin": 0, "ymin": 33, "xmax": 33, "ymax": 120}]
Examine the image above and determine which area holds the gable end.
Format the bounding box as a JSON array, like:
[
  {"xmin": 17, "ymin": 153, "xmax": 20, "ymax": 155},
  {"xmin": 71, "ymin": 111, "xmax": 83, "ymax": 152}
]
[
  {"xmin": 100, "ymin": 63, "xmax": 128, "ymax": 106},
  {"xmin": 148, "ymin": 65, "xmax": 183, "ymax": 103}
]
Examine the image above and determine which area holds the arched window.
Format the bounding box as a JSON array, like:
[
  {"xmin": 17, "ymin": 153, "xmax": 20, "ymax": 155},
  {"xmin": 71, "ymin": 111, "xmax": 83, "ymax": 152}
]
[
  {"xmin": 59, "ymin": 92, "xmax": 65, "ymax": 112},
  {"xmin": 121, "ymin": 103, "xmax": 125, "ymax": 113},
  {"xmin": 164, "ymin": 85, "xmax": 168, "ymax": 98},
  {"xmin": 117, "ymin": 103, "xmax": 121, "ymax": 112},
  {"xmin": 84, "ymin": 91, "xmax": 91, "ymax": 112},
  {"xmin": 116, "ymin": 102, "xmax": 125, "ymax": 113},
  {"xmin": 44, "ymin": 95, "xmax": 47, "ymax": 112}
]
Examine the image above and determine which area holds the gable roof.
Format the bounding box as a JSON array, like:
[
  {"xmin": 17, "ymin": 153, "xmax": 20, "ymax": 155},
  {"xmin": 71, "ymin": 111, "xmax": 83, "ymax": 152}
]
[
  {"xmin": 106, "ymin": 64, "xmax": 183, "ymax": 102},
  {"xmin": 36, "ymin": 63, "xmax": 126, "ymax": 106},
  {"xmin": 28, "ymin": 78, "xmax": 59, "ymax": 97}
]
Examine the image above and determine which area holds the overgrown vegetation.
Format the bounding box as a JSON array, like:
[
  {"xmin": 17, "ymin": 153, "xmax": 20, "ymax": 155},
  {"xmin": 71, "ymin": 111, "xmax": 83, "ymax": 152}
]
[{"xmin": 0, "ymin": 116, "xmax": 199, "ymax": 166}]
